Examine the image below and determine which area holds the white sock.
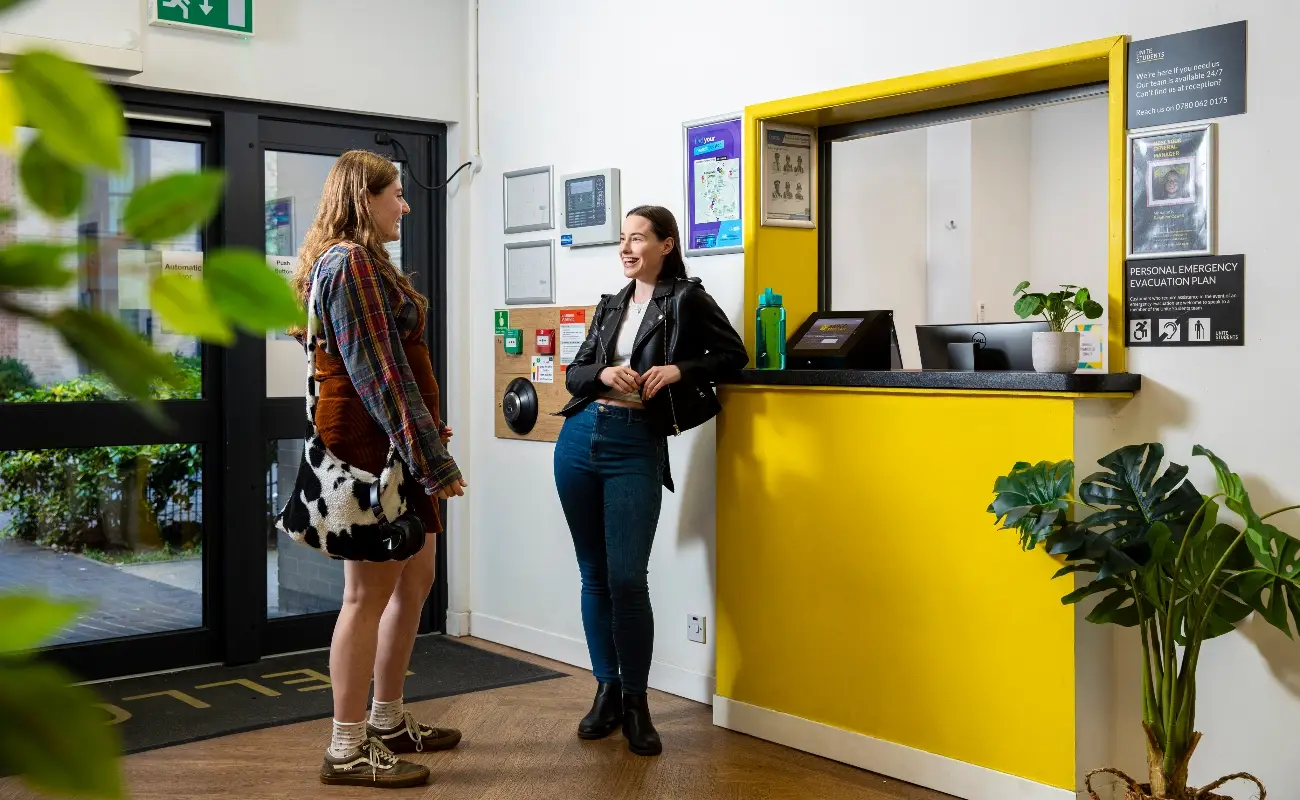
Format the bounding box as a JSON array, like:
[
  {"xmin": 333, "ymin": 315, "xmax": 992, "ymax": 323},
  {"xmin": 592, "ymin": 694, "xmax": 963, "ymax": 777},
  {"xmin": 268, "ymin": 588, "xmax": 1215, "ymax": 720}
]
[
  {"xmin": 328, "ymin": 720, "xmax": 369, "ymax": 759},
  {"xmin": 369, "ymin": 697, "xmax": 404, "ymax": 730}
]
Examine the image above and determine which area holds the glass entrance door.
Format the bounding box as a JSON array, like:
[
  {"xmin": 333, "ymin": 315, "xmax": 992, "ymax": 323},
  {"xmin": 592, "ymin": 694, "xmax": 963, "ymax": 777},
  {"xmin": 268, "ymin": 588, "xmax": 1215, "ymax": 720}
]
[
  {"xmin": 255, "ymin": 119, "xmax": 448, "ymax": 656},
  {"xmin": 3, "ymin": 88, "xmax": 449, "ymax": 680}
]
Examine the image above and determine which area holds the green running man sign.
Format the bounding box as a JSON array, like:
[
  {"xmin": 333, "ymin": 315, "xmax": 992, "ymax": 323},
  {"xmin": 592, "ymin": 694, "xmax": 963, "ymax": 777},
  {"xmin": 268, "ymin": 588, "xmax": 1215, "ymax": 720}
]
[{"xmin": 151, "ymin": 0, "xmax": 254, "ymax": 37}]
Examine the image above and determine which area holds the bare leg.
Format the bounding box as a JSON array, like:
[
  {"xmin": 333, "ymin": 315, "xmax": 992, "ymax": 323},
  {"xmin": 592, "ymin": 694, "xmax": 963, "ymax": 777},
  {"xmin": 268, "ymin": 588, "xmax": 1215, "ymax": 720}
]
[
  {"xmin": 330, "ymin": 559, "xmax": 406, "ymax": 724},
  {"xmin": 373, "ymin": 534, "xmax": 436, "ymax": 702}
]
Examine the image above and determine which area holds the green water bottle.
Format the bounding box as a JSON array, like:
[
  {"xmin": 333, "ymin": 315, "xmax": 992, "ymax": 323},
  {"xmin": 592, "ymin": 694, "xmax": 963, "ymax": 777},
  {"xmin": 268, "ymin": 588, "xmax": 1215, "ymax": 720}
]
[{"xmin": 755, "ymin": 287, "xmax": 786, "ymax": 370}]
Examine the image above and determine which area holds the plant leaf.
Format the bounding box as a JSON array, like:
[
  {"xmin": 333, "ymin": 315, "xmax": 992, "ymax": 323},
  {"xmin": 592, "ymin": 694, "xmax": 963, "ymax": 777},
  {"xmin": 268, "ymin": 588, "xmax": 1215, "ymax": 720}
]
[
  {"xmin": 0, "ymin": 594, "xmax": 83, "ymax": 652},
  {"xmin": 1013, "ymin": 280, "xmax": 1031, "ymax": 295},
  {"xmin": 124, "ymin": 171, "xmax": 225, "ymax": 243},
  {"xmin": 0, "ymin": 243, "xmax": 76, "ymax": 289},
  {"xmin": 1085, "ymin": 585, "xmax": 1141, "ymax": 626},
  {"xmin": 1083, "ymin": 301, "xmax": 1104, "ymax": 319},
  {"xmin": 0, "ymin": 661, "xmax": 123, "ymax": 798},
  {"xmin": 0, "ymin": 0, "xmax": 34, "ymax": 11},
  {"xmin": 1014, "ymin": 294, "xmax": 1044, "ymax": 319},
  {"xmin": 149, "ymin": 273, "xmax": 234, "ymax": 345},
  {"xmin": 1074, "ymin": 287, "xmax": 1091, "ymax": 306},
  {"xmin": 10, "ymin": 50, "xmax": 123, "ymax": 170},
  {"xmin": 0, "ymin": 72, "xmax": 20, "ymax": 150},
  {"xmin": 204, "ymin": 248, "xmax": 304, "ymax": 333},
  {"xmin": 988, "ymin": 460, "xmax": 1073, "ymax": 549},
  {"xmin": 46, "ymin": 308, "xmax": 180, "ymax": 421},
  {"xmin": 20, "ymin": 136, "xmax": 85, "ymax": 218}
]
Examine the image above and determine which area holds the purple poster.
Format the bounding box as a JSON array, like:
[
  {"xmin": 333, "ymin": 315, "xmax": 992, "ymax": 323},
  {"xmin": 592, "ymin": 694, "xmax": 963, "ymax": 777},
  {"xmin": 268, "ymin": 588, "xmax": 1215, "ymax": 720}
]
[{"xmin": 683, "ymin": 116, "xmax": 743, "ymax": 256}]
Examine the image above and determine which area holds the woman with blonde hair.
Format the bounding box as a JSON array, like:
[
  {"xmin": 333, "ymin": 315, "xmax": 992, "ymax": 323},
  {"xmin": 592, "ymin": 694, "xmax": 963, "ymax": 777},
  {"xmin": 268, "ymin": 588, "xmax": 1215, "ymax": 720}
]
[{"xmin": 290, "ymin": 150, "xmax": 466, "ymax": 788}]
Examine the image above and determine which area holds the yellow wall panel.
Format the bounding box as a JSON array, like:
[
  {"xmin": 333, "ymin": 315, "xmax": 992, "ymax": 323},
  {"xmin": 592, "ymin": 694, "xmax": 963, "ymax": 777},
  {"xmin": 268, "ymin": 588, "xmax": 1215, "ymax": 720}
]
[{"xmin": 715, "ymin": 387, "xmax": 1078, "ymax": 789}]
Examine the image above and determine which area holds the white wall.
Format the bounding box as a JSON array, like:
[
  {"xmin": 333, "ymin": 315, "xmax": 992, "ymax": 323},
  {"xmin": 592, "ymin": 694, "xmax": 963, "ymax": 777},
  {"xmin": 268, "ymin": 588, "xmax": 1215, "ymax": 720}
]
[
  {"xmin": 470, "ymin": 0, "xmax": 1300, "ymax": 794},
  {"xmin": 971, "ymin": 111, "xmax": 1032, "ymax": 323},
  {"xmin": 926, "ymin": 121, "xmax": 973, "ymax": 325},
  {"xmin": 0, "ymin": 0, "xmax": 467, "ymax": 122},
  {"xmin": 830, "ymin": 131, "xmax": 928, "ymax": 368},
  {"xmin": 1030, "ymin": 96, "xmax": 1111, "ymax": 367}
]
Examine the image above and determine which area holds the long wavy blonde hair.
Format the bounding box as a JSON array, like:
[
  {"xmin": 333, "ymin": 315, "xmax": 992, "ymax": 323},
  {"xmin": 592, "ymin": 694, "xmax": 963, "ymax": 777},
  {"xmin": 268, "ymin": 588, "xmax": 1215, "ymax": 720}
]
[{"xmin": 289, "ymin": 150, "xmax": 423, "ymax": 334}]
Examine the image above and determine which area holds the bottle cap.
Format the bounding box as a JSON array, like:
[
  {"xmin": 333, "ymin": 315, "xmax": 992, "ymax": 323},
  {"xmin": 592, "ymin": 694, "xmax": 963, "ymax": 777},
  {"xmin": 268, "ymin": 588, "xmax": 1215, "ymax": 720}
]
[{"xmin": 758, "ymin": 287, "xmax": 782, "ymax": 307}]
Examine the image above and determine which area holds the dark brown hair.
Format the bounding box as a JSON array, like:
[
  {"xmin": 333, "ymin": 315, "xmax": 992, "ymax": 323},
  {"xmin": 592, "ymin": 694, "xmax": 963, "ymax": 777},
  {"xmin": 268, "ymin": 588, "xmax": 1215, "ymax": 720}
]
[{"xmin": 626, "ymin": 205, "xmax": 688, "ymax": 282}]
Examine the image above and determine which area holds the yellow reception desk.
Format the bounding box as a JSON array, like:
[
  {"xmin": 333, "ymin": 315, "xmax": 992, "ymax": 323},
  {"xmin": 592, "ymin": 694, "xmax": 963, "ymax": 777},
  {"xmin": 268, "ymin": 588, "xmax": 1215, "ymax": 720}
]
[
  {"xmin": 713, "ymin": 372, "xmax": 1137, "ymax": 800},
  {"xmin": 714, "ymin": 35, "xmax": 1140, "ymax": 800}
]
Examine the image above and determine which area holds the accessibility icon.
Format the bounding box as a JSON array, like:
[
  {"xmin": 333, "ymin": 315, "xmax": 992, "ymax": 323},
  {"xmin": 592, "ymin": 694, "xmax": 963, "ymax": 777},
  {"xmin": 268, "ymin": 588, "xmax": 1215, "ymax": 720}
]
[
  {"xmin": 1189, "ymin": 318, "xmax": 1211, "ymax": 342},
  {"xmin": 1129, "ymin": 319, "xmax": 1151, "ymax": 343},
  {"xmin": 1158, "ymin": 319, "xmax": 1182, "ymax": 343}
]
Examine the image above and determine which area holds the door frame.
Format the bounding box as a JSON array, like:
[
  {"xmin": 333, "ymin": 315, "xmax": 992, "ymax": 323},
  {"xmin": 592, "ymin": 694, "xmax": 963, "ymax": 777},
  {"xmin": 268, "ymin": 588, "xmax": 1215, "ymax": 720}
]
[{"xmin": 14, "ymin": 86, "xmax": 451, "ymax": 680}]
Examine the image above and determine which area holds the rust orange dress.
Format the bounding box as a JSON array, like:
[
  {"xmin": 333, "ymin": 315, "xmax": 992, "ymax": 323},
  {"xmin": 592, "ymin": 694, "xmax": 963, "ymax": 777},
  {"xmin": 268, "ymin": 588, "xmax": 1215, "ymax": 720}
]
[{"xmin": 308, "ymin": 242, "xmax": 461, "ymax": 534}]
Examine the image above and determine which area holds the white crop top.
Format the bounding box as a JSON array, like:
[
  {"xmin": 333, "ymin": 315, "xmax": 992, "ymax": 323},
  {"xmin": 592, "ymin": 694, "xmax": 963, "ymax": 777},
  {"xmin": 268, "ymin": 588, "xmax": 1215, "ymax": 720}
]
[{"xmin": 599, "ymin": 299, "xmax": 650, "ymax": 404}]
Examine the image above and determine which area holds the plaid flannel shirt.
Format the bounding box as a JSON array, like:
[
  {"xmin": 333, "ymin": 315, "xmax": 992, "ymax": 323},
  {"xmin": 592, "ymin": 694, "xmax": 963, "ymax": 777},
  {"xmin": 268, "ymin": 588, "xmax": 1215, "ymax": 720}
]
[{"xmin": 314, "ymin": 243, "xmax": 461, "ymax": 494}]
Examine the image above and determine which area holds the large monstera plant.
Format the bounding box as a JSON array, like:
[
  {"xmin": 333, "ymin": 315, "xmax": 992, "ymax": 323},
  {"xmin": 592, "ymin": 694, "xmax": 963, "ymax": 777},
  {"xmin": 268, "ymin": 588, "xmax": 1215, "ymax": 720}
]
[{"xmin": 990, "ymin": 444, "xmax": 1300, "ymax": 800}]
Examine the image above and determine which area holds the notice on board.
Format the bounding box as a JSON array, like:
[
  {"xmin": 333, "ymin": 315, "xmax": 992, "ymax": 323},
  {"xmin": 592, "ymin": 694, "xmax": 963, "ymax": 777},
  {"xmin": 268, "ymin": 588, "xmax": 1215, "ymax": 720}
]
[
  {"xmin": 531, "ymin": 355, "xmax": 554, "ymax": 384},
  {"xmin": 1127, "ymin": 21, "xmax": 1247, "ymax": 129},
  {"xmin": 559, "ymin": 309, "xmax": 587, "ymax": 369},
  {"xmin": 1125, "ymin": 255, "xmax": 1244, "ymax": 346}
]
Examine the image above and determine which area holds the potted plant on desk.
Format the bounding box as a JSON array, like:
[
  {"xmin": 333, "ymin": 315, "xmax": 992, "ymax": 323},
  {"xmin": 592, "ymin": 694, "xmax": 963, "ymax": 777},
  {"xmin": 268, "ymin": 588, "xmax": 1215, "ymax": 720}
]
[
  {"xmin": 988, "ymin": 444, "xmax": 1299, "ymax": 799},
  {"xmin": 1012, "ymin": 282, "xmax": 1104, "ymax": 373}
]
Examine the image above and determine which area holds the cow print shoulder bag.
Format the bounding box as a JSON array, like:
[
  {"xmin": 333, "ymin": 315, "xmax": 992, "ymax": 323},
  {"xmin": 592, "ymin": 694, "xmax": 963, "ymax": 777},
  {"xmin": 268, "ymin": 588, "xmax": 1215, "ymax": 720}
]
[{"xmin": 272, "ymin": 261, "xmax": 426, "ymax": 562}]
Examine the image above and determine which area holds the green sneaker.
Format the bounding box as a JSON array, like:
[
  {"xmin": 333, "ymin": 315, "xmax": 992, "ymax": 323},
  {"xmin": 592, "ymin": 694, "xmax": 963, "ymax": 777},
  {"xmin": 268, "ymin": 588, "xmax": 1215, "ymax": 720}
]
[
  {"xmin": 369, "ymin": 711, "xmax": 463, "ymax": 754},
  {"xmin": 319, "ymin": 737, "xmax": 430, "ymax": 788}
]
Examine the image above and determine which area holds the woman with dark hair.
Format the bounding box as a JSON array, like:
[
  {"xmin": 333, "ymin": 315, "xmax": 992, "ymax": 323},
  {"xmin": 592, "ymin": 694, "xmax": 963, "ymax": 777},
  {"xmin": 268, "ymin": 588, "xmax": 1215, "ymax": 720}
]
[{"xmin": 553, "ymin": 205, "xmax": 747, "ymax": 756}]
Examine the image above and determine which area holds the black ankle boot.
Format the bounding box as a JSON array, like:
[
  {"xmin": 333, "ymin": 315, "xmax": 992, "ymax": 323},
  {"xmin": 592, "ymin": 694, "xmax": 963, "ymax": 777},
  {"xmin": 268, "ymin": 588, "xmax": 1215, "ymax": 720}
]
[
  {"xmin": 577, "ymin": 681, "xmax": 623, "ymax": 739},
  {"xmin": 621, "ymin": 693, "xmax": 662, "ymax": 756}
]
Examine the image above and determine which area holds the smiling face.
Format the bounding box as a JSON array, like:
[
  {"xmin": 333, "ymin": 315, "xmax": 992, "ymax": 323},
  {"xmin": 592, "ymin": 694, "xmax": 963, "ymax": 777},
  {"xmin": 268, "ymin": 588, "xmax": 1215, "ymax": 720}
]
[
  {"xmin": 619, "ymin": 213, "xmax": 672, "ymax": 282},
  {"xmin": 369, "ymin": 178, "xmax": 409, "ymax": 243},
  {"xmin": 1165, "ymin": 172, "xmax": 1180, "ymax": 196}
]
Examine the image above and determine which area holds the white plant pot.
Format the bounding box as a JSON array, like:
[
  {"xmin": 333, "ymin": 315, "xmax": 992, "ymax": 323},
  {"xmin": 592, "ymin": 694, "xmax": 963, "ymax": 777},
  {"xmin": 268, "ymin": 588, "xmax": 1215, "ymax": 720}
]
[{"xmin": 1032, "ymin": 331, "xmax": 1080, "ymax": 374}]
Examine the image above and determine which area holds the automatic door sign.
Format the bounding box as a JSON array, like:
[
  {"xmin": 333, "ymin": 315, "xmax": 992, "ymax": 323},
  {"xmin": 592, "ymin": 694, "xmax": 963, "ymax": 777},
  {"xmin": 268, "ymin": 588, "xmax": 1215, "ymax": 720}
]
[{"xmin": 1125, "ymin": 255, "xmax": 1244, "ymax": 347}]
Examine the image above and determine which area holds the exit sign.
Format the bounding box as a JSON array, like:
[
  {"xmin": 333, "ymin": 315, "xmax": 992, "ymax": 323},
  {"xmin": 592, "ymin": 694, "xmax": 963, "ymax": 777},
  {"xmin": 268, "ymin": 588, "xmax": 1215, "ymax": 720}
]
[{"xmin": 149, "ymin": 0, "xmax": 254, "ymax": 37}]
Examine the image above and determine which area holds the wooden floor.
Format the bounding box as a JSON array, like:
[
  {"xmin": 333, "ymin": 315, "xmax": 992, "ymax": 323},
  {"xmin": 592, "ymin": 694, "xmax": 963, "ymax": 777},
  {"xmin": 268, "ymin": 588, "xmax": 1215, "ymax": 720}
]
[{"xmin": 1, "ymin": 638, "xmax": 956, "ymax": 800}]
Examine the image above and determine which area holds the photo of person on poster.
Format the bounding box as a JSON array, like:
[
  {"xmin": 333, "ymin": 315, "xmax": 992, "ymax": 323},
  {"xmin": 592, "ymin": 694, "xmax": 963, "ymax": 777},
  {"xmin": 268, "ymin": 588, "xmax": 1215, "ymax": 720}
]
[{"xmin": 1128, "ymin": 123, "xmax": 1215, "ymax": 259}]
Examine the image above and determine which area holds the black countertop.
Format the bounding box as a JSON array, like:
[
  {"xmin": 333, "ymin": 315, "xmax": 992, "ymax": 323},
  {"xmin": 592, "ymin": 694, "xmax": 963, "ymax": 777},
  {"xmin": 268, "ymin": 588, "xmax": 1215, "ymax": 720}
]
[{"xmin": 720, "ymin": 369, "xmax": 1141, "ymax": 394}]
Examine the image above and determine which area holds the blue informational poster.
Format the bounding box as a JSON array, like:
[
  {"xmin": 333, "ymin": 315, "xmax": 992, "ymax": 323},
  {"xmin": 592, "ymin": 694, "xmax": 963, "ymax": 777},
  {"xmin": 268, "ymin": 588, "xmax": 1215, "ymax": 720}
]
[{"xmin": 683, "ymin": 115, "xmax": 743, "ymax": 256}]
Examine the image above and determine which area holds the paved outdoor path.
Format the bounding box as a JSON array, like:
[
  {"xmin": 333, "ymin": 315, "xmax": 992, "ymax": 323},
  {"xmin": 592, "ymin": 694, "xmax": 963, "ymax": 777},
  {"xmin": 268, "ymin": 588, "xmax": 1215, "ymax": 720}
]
[{"xmin": 0, "ymin": 538, "xmax": 202, "ymax": 645}]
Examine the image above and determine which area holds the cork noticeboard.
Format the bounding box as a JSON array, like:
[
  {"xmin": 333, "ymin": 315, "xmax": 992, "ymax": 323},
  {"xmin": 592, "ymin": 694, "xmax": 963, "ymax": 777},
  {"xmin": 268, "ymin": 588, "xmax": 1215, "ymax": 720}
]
[{"xmin": 494, "ymin": 305, "xmax": 596, "ymax": 442}]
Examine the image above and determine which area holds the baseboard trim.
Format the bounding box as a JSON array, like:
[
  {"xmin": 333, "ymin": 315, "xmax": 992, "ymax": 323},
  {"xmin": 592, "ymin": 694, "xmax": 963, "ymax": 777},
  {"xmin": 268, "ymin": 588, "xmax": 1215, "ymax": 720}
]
[
  {"xmin": 444, "ymin": 611, "xmax": 470, "ymax": 637},
  {"xmin": 712, "ymin": 696, "xmax": 1074, "ymax": 800},
  {"xmin": 469, "ymin": 613, "xmax": 715, "ymax": 704}
]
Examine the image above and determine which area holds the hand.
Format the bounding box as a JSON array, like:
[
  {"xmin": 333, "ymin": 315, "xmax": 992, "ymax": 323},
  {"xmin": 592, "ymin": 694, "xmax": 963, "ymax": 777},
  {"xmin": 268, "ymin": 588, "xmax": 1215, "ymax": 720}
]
[
  {"xmin": 439, "ymin": 425, "xmax": 453, "ymax": 445},
  {"xmin": 599, "ymin": 366, "xmax": 640, "ymax": 395},
  {"xmin": 434, "ymin": 477, "xmax": 467, "ymax": 500},
  {"xmin": 639, "ymin": 365, "xmax": 682, "ymax": 400}
]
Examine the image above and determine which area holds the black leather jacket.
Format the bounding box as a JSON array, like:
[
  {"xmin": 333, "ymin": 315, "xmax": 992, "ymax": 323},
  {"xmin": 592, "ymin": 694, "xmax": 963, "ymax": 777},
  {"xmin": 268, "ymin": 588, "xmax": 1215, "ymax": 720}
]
[{"xmin": 559, "ymin": 277, "xmax": 747, "ymax": 485}]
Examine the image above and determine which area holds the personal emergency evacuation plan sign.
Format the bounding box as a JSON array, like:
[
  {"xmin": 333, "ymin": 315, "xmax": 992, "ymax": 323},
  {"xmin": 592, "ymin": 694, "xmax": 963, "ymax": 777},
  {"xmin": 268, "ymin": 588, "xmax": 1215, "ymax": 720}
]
[{"xmin": 1125, "ymin": 255, "xmax": 1245, "ymax": 346}]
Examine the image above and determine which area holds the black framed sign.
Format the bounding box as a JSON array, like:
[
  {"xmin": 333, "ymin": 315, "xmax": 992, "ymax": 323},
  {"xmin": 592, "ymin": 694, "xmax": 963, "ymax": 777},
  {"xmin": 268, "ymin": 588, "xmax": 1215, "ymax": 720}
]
[
  {"xmin": 1128, "ymin": 124, "xmax": 1215, "ymax": 260},
  {"xmin": 1128, "ymin": 21, "xmax": 1247, "ymax": 130},
  {"xmin": 1125, "ymin": 254, "xmax": 1244, "ymax": 347}
]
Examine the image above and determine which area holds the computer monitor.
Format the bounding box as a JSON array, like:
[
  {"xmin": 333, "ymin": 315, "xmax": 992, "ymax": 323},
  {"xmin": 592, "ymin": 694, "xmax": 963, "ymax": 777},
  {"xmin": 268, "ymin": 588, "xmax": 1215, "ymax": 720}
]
[{"xmin": 915, "ymin": 320, "xmax": 1050, "ymax": 371}]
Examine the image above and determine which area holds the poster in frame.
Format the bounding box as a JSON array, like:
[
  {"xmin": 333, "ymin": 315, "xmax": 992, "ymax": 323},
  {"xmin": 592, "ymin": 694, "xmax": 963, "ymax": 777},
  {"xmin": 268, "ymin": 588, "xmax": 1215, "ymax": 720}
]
[
  {"xmin": 1127, "ymin": 123, "xmax": 1216, "ymax": 260},
  {"xmin": 760, "ymin": 121, "xmax": 817, "ymax": 229},
  {"xmin": 682, "ymin": 113, "xmax": 743, "ymax": 256}
]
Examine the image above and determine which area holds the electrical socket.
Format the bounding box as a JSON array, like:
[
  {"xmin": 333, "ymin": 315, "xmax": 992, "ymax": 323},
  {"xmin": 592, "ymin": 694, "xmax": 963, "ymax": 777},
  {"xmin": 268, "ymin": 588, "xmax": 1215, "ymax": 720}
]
[{"xmin": 687, "ymin": 614, "xmax": 706, "ymax": 644}]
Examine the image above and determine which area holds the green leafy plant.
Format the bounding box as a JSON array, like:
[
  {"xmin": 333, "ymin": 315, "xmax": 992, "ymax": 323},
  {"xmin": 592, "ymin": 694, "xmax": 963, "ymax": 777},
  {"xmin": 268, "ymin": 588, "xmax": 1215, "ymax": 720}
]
[
  {"xmin": 1, "ymin": 357, "xmax": 202, "ymax": 550},
  {"xmin": 0, "ymin": 356, "xmax": 35, "ymax": 399},
  {"xmin": 1012, "ymin": 281, "xmax": 1104, "ymax": 333},
  {"xmin": 0, "ymin": 594, "xmax": 122, "ymax": 798},
  {"xmin": 0, "ymin": 1, "xmax": 308, "ymax": 795},
  {"xmin": 989, "ymin": 444, "xmax": 1300, "ymax": 799},
  {"xmin": 0, "ymin": 39, "xmax": 302, "ymax": 425}
]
